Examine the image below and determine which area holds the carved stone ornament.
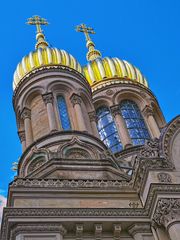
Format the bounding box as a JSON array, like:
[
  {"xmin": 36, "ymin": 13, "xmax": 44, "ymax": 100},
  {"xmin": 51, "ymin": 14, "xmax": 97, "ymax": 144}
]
[
  {"xmin": 113, "ymin": 224, "xmax": 121, "ymax": 240},
  {"xmin": 18, "ymin": 130, "xmax": 25, "ymax": 142},
  {"xmin": 76, "ymin": 224, "xmax": 83, "ymax": 240},
  {"xmin": 42, "ymin": 92, "xmax": 54, "ymax": 104},
  {"xmin": 21, "ymin": 107, "xmax": 31, "ymax": 119},
  {"xmin": 10, "ymin": 223, "xmax": 67, "ymax": 240},
  {"xmin": 139, "ymin": 138, "xmax": 160, "ymax": 158},
  {"xmin": 65, "ymin": 148, "xmax": 91, "ymax": 159},
  {"xmin": 142, "ymin": 105, "xmax": 154, "ymax": 118},
  {"xmin": 153, "ymin": 198, "xmax": 180, "ymax": 227},
  {"xmin": 70, "ymin": 93, "xmax": 82, "ymax": 107},
  {"xmin": 110, "ymin": 105, "xmax": 120, "ymax": 118},
  {"xmin": 157, "ymin": 172, "xmax": 172, "ymax": 183},
  {"xmin": 88, "ymin": 111, "xmax": 97, "ymax": 122},
  {"xmin": 94, "ymin": 223, "xmax": 102, "ymax": 240},
  {"xmin": 106, "ymin": 89, "xmax": 114, "ymax": 96}
]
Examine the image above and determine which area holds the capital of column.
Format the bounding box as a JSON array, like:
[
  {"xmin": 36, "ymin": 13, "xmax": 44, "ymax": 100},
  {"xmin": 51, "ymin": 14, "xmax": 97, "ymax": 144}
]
[
  {"xmin": 18, "ymin": 130, "xmax": 25, "ymax": 142},
  {"xmin": 89, "ymin": 111, "xmax": 97, "ymax": 122},
  {"xmin": 142, "ymin": 105, "xmax": 154, "ymax": 118},
  {"xmin": 42, "ymin": 92, "xmax": 54, "ymax": 105},
  {"xmin": 153, "ymin": 198, "xmax": 180, "ymax": 229},
  {"xmin": 21, "ymin": 107, "xmax": 31, "ymax": 120},
  {"xmin": 110, "ymin": 105, "xmax": 121, "ymax": 118},
  {"xmin": 70, "ymin": 93, "xmax": 82, "ymax": 107}
]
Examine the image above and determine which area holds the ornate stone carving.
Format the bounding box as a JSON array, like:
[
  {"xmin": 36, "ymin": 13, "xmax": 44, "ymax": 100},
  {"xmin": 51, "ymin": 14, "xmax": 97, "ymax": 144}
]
[
  {"xmin": 42, "ymin": 92, "xmax": 54, "ymax": 104},
  {"xmin": 65, "ymin": 148, "xmax": 91, "ymax": 159},
  {"xmin": 70, "ymin": 93, "xmax": 82, "ymax": 107},
  {"xmin": 18, "ymin": 130, "xmax": 25, "ymax": 142},
  {"xmin": 129, "ymin": 201, "xmax": 139, "ymax": 208},
  {"xmin": 27, "ymin": 158, "xmax": 46, "ymax": 174},
  {"xmin": 76, "ymin": 224, "xmax": 83, "ymax": 240},
  {"xmin": 113, "ymin": 224, "xmax": 121, "ymax": 240},
  {"xmin": 153, "ymin": 198, "xmax": 180, "ymax": 227},
  {"xmin": 88, "ymin": 111, "xmax": 97, "ymax": 122},
  {"xmin": 110, "ymin": 105, "xmax": 120, "ymax": 118},
  {"xmin": 139, "ymin": 139, "xmax": 160, "ymax": 158},
  {"xmin": 157, "ymin": 172, "xmax": 172, "ymax": 183},
  {"xmin": 21, "ymin": 107, "xmax": 31, "ymax": 119},
  {"xmin": 94, "ymin": 223, "xmax": 102, "ymax": 240},
  {"xmin": 10, "ymin": 223, "xmax": 66, "ymax": 240},
  {"xmin": 142, "ymin": 105, "xmax": 154, "ymax": 118}
]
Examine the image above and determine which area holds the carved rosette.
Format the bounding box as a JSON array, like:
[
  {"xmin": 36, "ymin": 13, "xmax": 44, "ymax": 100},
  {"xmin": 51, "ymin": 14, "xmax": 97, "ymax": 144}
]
[
  {"xmin": 153, "ymin": 198, "xmax": 180, "ymax": 228},
  {"xmin": 110, "ymin": 105, "xmax": 120, "ymax": 118},
  {"xmin": 88, "ymin": 111, "xmax": 97, "ymax": 122},
  {"xmin": 42, "ymin": 92, "xmax": 54, "ymax": 105},
  {"xmin": 18, "ymin": 130, "xmax": 25, "ymax": 142},
  {"xmin": 21, "ymin": 107, "xmax": 31, "ymax": 119},
  {"xmin": 70, "ymin": 93, "xmax": 82, "ymax": 107}
]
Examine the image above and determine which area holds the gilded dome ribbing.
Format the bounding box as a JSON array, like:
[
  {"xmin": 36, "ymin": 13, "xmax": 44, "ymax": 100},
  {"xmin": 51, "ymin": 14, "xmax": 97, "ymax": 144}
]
[{"xmin": 13, "ymin": 47, "xmax": 83, "ymax": 90}]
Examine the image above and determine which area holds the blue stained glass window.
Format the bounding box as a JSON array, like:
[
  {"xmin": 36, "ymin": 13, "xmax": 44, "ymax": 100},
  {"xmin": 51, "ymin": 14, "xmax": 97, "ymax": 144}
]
[
  {"xmin": 120, "ymin": 100, "xmax": 150, "ymax": 145},
  {"xmin": 57, "ymin": 96, "xmax": 71, "ymax": 130},
  {"xmin": 96, "ymin": 106, "xmax": 123, "ymax": 153}
]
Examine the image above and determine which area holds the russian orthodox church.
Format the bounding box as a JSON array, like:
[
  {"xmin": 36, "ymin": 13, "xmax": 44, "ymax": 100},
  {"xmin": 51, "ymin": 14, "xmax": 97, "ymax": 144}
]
[{"xmin": 1, "ymin": 15, "xmax": 180, "ymax": 240}]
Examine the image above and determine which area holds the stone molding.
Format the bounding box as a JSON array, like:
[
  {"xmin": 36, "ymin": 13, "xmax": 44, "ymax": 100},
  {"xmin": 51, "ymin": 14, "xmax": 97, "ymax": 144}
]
[
  {"xmin": 88, "ymin": 111, "xmax": 97, "ymax": 122},
  {"xmin": 18, "ymin": 130, "xmax": 25, "ymax": 142},
  {"xmin": 70, "ymin": 93, "xmax": 82, "ymax": 107},
  {"xmin": 42, "ymin": 92, "xmax": 54, "ymax": 104},
  {"xmin": 128, "ymin": 223, "xmax": 151, "ymax": 236},
  {"xmin": 10, "ymin": 223, "xmax": 66, "ymax": 240},
  {"xmin": 21, "ymin": 107, "xmax": 31, "ymax": 119},
  {"xmin": 153, "ymin": 198, "xmax": 180, "ymax": 228},
  {"xmin": 157, "ymin": 172, "xmax": 172, "ymax": 183}
]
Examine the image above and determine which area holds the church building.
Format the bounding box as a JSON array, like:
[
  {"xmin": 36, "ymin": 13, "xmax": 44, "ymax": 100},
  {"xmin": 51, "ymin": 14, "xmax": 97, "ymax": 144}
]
[{"xmin": 1, "ymin": 15, "xmax": 180, "ymax": 240}]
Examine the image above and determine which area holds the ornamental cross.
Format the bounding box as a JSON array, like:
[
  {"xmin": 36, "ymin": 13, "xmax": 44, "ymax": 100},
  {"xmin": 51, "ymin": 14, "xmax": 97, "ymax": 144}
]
[
  {"xmin": 76, "ymin": 23, "xmax": 95, "ymax": 41},
  {"xmin": 27, "ymin": 15, "xmax": 49, "ymax": 33}
]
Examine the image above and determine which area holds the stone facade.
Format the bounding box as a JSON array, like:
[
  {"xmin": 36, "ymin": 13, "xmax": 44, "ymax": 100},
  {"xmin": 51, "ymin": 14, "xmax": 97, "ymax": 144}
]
[{"xmin": 1, "ymin": 27, "xmax": 180, "ymax": 240}]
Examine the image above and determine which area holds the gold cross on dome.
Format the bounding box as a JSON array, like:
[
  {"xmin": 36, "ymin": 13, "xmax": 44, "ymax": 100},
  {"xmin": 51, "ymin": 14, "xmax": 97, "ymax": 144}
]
[
  {"xmin": 76, "ymin": 23, "xmax": 95, "ymax": 41},
  {"xmin": 27, "ymin": 15, "xmax": 49, "ymax": 34}
]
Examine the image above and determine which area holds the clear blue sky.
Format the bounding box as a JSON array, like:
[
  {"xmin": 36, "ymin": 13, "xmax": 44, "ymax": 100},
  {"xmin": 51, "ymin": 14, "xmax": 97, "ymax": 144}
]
[{"xmin": 0, "ymin": 0, "xmax": 180, "ymax": 198}]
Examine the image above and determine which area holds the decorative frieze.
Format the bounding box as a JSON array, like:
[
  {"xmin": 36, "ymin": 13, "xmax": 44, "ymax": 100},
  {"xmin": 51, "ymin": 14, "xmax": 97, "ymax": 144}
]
[{"xmin": 42, "ymin": 92, "xmax": 54, "ymax": 104}]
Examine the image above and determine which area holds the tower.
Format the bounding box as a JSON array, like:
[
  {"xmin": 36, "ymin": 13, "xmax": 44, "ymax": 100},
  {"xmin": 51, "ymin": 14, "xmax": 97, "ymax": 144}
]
[{"xmin": 1, "ymin": 16, "xmax": 180, "ymax": 240}]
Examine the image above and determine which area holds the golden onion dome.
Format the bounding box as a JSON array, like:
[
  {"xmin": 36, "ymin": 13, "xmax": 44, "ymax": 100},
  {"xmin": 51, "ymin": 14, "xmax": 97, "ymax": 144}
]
[
  {"xmin": 83, "ymin": 57, "xmax": 148, "ymax": 91},
  {"xmin": 13, "ymin": 47, "xmax": 83, "ymax": 90}
]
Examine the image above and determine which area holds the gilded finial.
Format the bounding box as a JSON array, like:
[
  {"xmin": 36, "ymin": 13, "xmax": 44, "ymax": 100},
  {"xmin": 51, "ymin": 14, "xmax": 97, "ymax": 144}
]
[
  {"xmin": 27, "ymin": 15, "xmax": 49, "ymax": 49},
  {"xmin": 76, "ymin": 23, "xmax": 101, "ymax": 61}
]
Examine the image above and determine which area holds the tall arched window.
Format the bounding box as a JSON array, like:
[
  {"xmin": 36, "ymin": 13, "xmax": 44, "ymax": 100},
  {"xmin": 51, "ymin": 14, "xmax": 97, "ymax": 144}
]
[
  {"xmin": 96, "ymin": 106, "xmax": 123, "ymax": 153},
  {"xmin": 119, "ymin": 100, "xmax": 150, "ymax": 145},
  {"xmin": 57, "ymin": 95, "xmax": 71, "ymax": 130}
]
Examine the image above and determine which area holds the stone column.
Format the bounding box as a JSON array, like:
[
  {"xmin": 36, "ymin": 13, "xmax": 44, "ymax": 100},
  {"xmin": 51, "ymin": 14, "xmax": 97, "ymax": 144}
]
[
  {"xmin": 153, "ymin": 198, "xmax": 180, "ymax": 240},
  {"xmin": 21, "ymin": 107, "xmax": 33, "ymax": 147},
  {"xmin": 18, "ymin": 130, "xmax": 26, "ymax": 151},
  {"xmin": 110, "ymin": 105, "xmax": 132, "ymax": 149},
  {"xmin": 70, "ymin": 94, "xmax": 86, "ymax": 131},
  {"xmin": 142, "ymin": 106, "xmax": 160, "ymax": 138},
  {"xmin": 42, "ymin": 93, "xmax": 57, "ymax": 132},
  {"xmin": 88, "ymin": 111, "xmax": 99, "ymax": 138},
  {"xmin": 128, "ymin": 223, "xmax": 152, "ymax": 240}
]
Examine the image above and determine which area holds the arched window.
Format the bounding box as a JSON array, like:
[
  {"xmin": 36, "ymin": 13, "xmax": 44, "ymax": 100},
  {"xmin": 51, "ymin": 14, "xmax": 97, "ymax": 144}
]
[
  {"xmin": 57, "ymin": 95, "xmax": 71, "ymax": 130},
  {"xmin": 96, "ymin": 106, "xmax": 123, "ymax": 153},
  {"xmin": 119, "ymin": 100, "xmax": 150, "ymax": 145}
]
